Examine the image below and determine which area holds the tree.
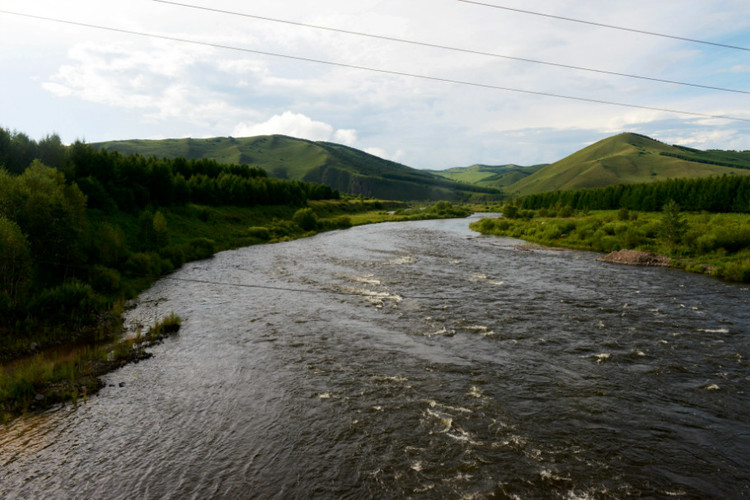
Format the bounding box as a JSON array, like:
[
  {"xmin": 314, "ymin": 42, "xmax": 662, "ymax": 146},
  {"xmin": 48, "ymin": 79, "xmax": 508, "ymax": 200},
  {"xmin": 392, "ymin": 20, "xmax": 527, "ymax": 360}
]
[
  {"xmin": 0, "ymin": 216, "xmax": 32, "ymax": 308},
  {"xmin": 660, "ymin": 199, "xmax": 686, "ymax": 247},
  {"xmin": 293, "ymin": 207, "xmax": 318, "ymax": 231}
]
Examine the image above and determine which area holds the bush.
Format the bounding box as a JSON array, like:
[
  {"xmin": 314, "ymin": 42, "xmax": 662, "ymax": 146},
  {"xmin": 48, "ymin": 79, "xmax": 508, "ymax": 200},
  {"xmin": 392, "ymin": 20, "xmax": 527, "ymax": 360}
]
[
  {"xmin": 719, "ymin": 260, "xmax": 750, "ymax": 282},
  {"xmin": 186, "ymin": 238, "xmax": 215, "ymax": 260},
  {"xmin": 293, "ymin": 208, "xmax": 318, "ymax": 231},
  {"xmin": 558, "ymin": 205, "xmax": 574, "ymax": 218},
  {"xmin": 159, "ymin": 245, "xmax": 186, "ymax": 268},
  {"xmin": 30, "ymin": 281, "xmax": 106, "ymax": 326},
  {"xmin": 89, "ymin": 265, "xmax": 121, "ymax": 294},
  {"xmin": 247, "ymin": 226, "xmax": 271, "ymax": 240},
  {"xmin": 124, "ymin": 252, "xmax": 172, "ymax": 276}
]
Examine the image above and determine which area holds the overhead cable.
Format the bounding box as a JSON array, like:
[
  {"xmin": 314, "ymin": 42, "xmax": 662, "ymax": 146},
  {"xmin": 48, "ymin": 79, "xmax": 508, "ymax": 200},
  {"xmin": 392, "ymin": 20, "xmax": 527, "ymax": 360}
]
[
  {"xmin": 458, "ymin": 0, "xmax": 750, "ymax": 52},
  {"xmin": 2, "ymin": 9, "xmax": 749, "ymax": 123},
  {"xmin": 153, "ymin": 0, "xmax": 749, "ymax": 95}
]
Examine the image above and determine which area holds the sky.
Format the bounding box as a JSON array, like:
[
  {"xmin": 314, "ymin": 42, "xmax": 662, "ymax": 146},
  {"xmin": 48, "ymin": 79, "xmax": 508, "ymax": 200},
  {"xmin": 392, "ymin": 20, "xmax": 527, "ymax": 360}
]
[{"xmin": 1, "ymin": 0, "xmax": 749, "ymax": 170}]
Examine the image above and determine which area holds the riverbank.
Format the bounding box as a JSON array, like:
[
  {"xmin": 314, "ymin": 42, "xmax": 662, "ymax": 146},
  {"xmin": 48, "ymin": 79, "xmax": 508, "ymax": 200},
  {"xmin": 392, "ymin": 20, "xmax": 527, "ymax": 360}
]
[
  {"xmin": 1, "ymin": 313, "xmax": 181, "ymax": 423},
  {"xmin": 470, "ymin": 209, "xmax": 750, "ymax": 282},
  {"xmin": 1, "ymin": 200, "xmax": 471, "ymax": 422}
]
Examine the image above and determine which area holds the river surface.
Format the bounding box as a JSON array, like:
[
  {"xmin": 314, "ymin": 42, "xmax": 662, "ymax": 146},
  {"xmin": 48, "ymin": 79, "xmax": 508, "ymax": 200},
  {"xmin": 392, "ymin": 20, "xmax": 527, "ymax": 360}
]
[{"xmin": 2, "ymin": 215, "xmax": 749, "ymax": 499}]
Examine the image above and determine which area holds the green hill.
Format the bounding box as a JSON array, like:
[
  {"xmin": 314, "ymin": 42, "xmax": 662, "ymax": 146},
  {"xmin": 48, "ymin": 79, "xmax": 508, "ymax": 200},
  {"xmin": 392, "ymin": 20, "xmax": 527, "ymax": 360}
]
[
  {"xmin": 93, "ymin": 135, "xmax": 501, "ymax": 202},
  {"xmin": 505, "ymin": 133, "xmax": 750, "ymax": 196},
  {"xmin": 427, "ymin": 164, "xmax": 547, "ymax": 189}
]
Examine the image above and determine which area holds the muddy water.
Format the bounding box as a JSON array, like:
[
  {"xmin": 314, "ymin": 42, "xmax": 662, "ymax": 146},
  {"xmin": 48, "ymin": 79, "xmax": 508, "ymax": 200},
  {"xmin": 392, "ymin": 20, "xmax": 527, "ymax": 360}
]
[{"xmin": 2, "ymin": 215, "xmax": 749, "ymax": 499}]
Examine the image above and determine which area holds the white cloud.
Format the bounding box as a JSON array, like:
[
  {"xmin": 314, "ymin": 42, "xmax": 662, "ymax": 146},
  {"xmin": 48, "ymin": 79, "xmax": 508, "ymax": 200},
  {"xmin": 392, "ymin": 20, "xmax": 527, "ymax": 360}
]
[
  {"xmin": 233, "ymin": 111, "xmax": 332, "ymax": 140},
  {"xmin": 365, "ymin": 146, "xmax": 405, "ymax": 163},
  {"xmin": 333, "ymin": 129, "xmax": 357, "ymax": 146},
  {"xmin": 232, "ymin": 111, "xmax": 360, "ymax": 146},
  {"xmin": 6, "ymin": 0, "xmax": 749, "ymax": 168}
]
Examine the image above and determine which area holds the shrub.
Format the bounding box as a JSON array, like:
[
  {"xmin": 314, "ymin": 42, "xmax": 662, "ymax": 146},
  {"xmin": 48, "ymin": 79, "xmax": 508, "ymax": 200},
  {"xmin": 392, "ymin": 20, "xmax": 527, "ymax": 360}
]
[
  {"xmin": 30, "ymin": 281, "xmax": 106, "ymax": 326},
  {"xmin": 293, "ymin": 208, "xmax": 318, "ymax": 231},
  {"xmin": 124, "ymin": 252, "xmax": 159, "ymax": 277},
  {"xmin": 502, "ymin": 204, "xmax": 519, "ymax": 219},
  {"xmin": 187, "ymin": 238, "xmax": 215, "ymax": 260},
  {"xmin": 247, "ymin": 226, "xmax": 271, "ymax": 240},
  {"xmin": 617, "ymin": 207, "xmax": 629, "ymax": 221},
  {"xmin": 89, "ymin": 265, "xmax": 121, "ymax": 294},
  {"xmin": 558, "ymin": 205, "xmax": 574, "ymax": 218},
  {"xmin": 719, "ymin": 260, "xmax": 750, "ymax": 282},
  {"xmin": 333, "ymin": 216, "xmax": 352, "ymax": 229},
  {"xmin": 159, "ymin": 245, "xmax": 186, "ymax": 268}
]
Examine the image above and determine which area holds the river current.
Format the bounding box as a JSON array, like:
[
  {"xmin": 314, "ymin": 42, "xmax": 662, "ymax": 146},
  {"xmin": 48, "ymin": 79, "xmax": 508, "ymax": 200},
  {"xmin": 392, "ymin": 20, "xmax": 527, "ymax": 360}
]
[{"xmin": 2, "ymin": 215, "xmax": 749, "ymax": 499}]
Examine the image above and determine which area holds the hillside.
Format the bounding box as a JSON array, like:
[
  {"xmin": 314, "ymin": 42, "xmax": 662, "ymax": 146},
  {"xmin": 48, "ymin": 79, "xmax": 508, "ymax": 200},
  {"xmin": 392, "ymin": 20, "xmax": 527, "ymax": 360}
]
[
  {"xmin": 427, "ymin": 163, "xmax": 546, "ymax": 189},
  {"xmin": 93, "ymin": 135, "xmax": 501, "ymax": 202},
  {"xmin": 505, "ymin": 133, "xmax": 750, "ymax": 196}
]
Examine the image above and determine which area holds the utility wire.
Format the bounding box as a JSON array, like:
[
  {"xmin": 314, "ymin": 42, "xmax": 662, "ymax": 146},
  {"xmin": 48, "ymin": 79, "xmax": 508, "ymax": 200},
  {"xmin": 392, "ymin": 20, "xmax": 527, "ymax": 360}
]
[
  {"xmin": 458, "ymin": 0, "xmax": 750, "ymax": 52},
  {"xmin": 153, "ymin": 0, "xmax": 750, "ymax": 95},
  {"xmin": 17, "ymin": 257, "xmax": 466, "ymax": 301},
  {"xmin": 2, "ymin": 9, "xmax": 749, "ymax": 123}
]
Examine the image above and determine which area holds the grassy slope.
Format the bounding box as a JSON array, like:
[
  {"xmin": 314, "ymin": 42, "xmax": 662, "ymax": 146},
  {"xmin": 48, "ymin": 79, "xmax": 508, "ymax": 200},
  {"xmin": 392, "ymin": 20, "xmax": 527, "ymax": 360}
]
[
  {"xmin": 427, "ymin": 164, "xmax": 546, "ymax": 189},
  {"xmin": 505, "ymin": 133, "xmax": 750, "ymax": 196},
  {"xmin": 93, "ymin": 135, "xmax": 500, "ymax": 201}
]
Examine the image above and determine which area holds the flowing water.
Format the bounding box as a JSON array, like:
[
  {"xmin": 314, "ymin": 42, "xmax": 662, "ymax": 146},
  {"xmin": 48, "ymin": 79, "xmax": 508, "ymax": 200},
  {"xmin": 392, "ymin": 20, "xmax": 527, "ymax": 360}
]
[{"xmin": 2, "ymin": 215, "xmax": 749, "ymax": 499}]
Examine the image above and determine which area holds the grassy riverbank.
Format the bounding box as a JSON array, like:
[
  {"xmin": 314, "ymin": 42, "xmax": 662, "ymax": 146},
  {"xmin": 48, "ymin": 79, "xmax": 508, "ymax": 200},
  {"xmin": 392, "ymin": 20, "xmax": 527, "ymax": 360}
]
[
  {"xmin": 1, "ymin": 200, "xmax": 470, "ymax": 421},
  {"xmin": 1, "ymin": 313, "xmax": 181, "ymax": 423},
  {"xmin": 471, "ymin": 209, "xmax": 750, "ymax": 282}
]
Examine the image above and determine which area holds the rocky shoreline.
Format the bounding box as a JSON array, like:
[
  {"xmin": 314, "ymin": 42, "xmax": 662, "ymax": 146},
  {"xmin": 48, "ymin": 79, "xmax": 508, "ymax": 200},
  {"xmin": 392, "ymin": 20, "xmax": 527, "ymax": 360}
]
[{"xmin": 599, "ymin": 249, "xmax": 671, "ymax": 267}]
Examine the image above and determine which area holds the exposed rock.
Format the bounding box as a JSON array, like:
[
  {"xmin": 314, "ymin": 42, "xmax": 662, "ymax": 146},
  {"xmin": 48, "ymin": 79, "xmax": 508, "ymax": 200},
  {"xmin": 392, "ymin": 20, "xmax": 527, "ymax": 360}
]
[{"xmin": 599, "ymin": 249, "xmax": 671, "ymax": 267}]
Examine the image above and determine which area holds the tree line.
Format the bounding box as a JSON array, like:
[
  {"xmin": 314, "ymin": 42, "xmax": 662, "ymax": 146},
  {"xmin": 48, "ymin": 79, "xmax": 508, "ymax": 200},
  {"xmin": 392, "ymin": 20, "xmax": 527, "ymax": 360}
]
[
  {"xmin": 516, "ymin": 175, "xmax": 750, "ymax": 213},
  {"xmin": 0, "ymin": 127, "xmax": 339, "ymax": 354}
]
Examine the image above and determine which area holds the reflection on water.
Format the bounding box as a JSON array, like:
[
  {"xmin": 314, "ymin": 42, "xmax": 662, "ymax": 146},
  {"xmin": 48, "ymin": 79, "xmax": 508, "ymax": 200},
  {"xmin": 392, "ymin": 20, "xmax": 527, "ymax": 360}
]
[{"xmin": 2, "ymin": 215, "xmax": 749, "ymax": 499}]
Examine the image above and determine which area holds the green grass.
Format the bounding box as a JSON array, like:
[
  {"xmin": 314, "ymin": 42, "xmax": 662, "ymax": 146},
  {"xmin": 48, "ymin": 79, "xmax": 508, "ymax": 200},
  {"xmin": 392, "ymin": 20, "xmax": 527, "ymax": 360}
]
[
  {"xmin": 505, "ymin": 133, "xmax": 750, "ymax": 196},
  {"xmin": 428, "ymin": 164, "xmax": 546, "ymax": 189},
  {"xmin": 470, "ymin": 209, "xmax": 750, "ymax": 282},
  {"xmin": 0, "ymin": 313, "xmax": 181, "ymax": 423}
]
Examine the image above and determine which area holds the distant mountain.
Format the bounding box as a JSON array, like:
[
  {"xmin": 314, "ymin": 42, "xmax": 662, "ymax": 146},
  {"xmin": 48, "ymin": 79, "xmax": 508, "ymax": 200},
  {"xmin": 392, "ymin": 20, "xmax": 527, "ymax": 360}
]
[
  {"xmin": 93, "ymin": 135, "xmax": 501, "ymax": 202},
  {"xmin": 427, "ymin": 164, "xmax": 547, "ymax": 190},
  {"xmin": 504, "ymin": 133, "xmax": 750, "ymax": 196}
]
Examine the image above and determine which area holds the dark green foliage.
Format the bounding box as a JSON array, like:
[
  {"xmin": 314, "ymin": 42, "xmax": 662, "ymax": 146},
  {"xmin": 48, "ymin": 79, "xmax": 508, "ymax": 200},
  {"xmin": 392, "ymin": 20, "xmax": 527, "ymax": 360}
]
[
  {"xmin": 519, "ymin": 175, "xmax": 750, "ymax": 214},
  {"xmin": 186, "ymin": 238, "xmax": 215, "ymax": 260},
  {"xmin": 94, "ymin": 134, "xmax": 501, "ymax": 202},
  {"xmin": 293, "ymin": 207, "xmax": 318, "ymax": 231},
  {"xmin": 29, "ymin": 281, "xmax": 106, "ymax": 327},
  {"xmin": 247, "ymin": 226, "xmax": 271, "ymax": 241},
  {"xmin": 0, "ymin": 217, "xmax": 32, "ymax": 307},
  {"xmin": 659, "ymin": 200, "xmax": 686, "ymax": 246},
  {"xmin": 88, "ymin": 266, "xmax": 121, "ymax": 294}
]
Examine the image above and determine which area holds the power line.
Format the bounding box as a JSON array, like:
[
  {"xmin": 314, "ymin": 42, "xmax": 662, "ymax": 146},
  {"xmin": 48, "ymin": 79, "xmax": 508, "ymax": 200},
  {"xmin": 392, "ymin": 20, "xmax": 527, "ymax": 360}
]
[
  {"xmin": 154, "ymin": 0, "xmax": 750, "ymax": 96},
  {"xmin": 14, "ymin": 257, "xmax": 465, "ymax": 301},
  {"xmin": 458, "ymin": 0, "xmax": 750, "ymax": 52},
  {"xmin": 2, "ymin": 9, "xmax": 749, "ymax": 123}
]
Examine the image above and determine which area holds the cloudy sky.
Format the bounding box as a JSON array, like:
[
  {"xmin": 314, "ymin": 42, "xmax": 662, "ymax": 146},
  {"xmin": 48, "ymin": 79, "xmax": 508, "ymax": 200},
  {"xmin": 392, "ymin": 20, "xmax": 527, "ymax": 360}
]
[{"xmin": 1, "ymin": 0, "xmax": 749, "ymax": 169}]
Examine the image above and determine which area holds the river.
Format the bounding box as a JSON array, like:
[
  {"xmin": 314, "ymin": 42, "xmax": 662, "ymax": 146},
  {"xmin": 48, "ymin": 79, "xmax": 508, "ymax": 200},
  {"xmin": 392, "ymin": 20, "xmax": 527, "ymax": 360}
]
[{"xmin": 1, "ymin": 215, "xmax": 749, "ymax": 499}]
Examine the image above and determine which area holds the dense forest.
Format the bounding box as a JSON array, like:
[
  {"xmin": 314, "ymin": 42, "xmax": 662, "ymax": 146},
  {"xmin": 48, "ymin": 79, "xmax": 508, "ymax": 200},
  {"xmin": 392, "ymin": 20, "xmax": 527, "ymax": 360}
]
[
  {"xmin": 0, "ymin": 128, "xmax": 338, "ymax": 360},
  {"xmin": 515, "ymin": 175, "xmax": 750, "ymax": 213}
]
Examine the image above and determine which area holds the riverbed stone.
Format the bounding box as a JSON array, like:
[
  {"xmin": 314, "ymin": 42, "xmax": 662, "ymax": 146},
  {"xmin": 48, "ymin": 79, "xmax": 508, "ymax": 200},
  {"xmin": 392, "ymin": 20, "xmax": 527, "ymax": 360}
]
[{"xmin": 599, "ymin": 249, "xmax": 671, "ymax": 267}]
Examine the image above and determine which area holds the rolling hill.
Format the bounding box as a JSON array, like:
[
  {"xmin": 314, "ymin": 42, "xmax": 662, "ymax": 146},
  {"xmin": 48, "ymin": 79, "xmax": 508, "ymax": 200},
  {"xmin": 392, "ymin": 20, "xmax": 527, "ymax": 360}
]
[
  {"xmin": 504, "ymin": 133, "xmax": 750, "ymax": 196},
  {"xmin": 427, "ymin": 163, "xmax": 547, "ymax": 190},
  {"xmin": 93, "ymin": 135, "xmax": 501, "ymax": 202}
]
